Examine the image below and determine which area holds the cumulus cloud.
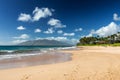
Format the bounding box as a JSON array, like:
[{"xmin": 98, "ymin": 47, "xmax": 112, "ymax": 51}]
[
  {"xmin": 17, "ymin": 26, "xmax": 26, "ymax": 30},
  {"xmin": 13, "ymin": 34, "xmax": 29, "ymax": 39},
  {"xmin": 86, "ymin": 22, "xmax": 120, "ymax": 37},
  {"xmin": 48, "ymin": 18, "xmax": 66, "ymax": 28},
  {"xmin": 75, "ymin": 28, "xmax": 83, "ymax": 32},
  {"xmin": 18, "ymin": 13, "xmax": 31, "ymax": 22},
  {"xmin": 44, "ymin": 28, "xmax": 54, "ymax": 34},
  {"xmin": 63, "ymin": 33, "xmax": 75, "ymax": 36},
  {"xmin": 95, "ymin": 22, "xmax": 119, "ymax": 37},
  {"xmin": 12, "ymin": 40, "xmax": 27, "ymax": 44},
  {"xmin": 32, "ymin": 7, "xmax": 52, "ymax": 21},
  {"xmin": 57, "ymin": 30, "xmax": 63, "ymax": 34},
  {"xmin": 18, "ymin": 7, "xmax": 53, "ymax": 22},
  {"xmin": 113, "ymin": 13, "xmax": 120, "ymax": 21},
  {"xmin": 35, "ymin": 28, "xmax": 41, "ymax": 33}
]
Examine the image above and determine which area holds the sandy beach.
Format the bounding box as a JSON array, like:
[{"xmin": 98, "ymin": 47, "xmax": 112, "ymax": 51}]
[{"xmin": 1, "ymin": 46, "xmax": 120, "ymax": 80}]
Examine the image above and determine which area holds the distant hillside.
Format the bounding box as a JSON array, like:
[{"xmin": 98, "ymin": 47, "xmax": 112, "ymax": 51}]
[{"xmin": 18, "ymin": 39, "xmax": 73, "ymax": 47}]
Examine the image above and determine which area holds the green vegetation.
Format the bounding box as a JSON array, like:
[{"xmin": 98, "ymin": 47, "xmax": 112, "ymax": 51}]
[{"xmin": 77, "ymin": 32, "xmax": 120, "ymax": 46}]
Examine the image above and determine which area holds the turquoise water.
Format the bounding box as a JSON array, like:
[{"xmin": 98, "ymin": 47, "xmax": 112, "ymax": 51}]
[
  {"xmin": 0, "ymin": 46, "xmax": 75, "ymax": 60},
  {"xmin": 0, "ymin": 46, "xmax": 72, "ymax": 53},
  {"xmin": 0, "ymin": 46, "xmax": 74, "ymax": 69},
  {"xmin": 0, "ymin": 46, "xmax": 65, "ymax": 51}
]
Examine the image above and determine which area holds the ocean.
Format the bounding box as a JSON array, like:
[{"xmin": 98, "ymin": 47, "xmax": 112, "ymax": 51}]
[{"xmin": 0, "ymin": 46, "xmax": 75, "ymax": 69}]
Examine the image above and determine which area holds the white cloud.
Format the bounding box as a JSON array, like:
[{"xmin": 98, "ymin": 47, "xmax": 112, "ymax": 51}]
[
  {"xmin": 35, "ymin": 28, "xmax": 41, "ymax": 33},
  {"xmin": 12, "ymin": 34, "xmax": 29, "ymax": 44},
  {"xmin": 48, "ymin": 18, "xmax": 66, "ymax": 28},
  {"xmin": 18, "ymin": 7, "xmax": 53, "ymax": 22},
  {"xmin": 86, "ymin": 29, "xmax": 95, "ymax": 37},
  {"xmin": 95, "ymin": 22, "xmax": 119, "ymax": 37},
  {"xmin": 13, "ymin": 34, "xmax": 29, "ymax": 39},
  {"xmin": 113, "ymin": 13, "xmax": 120, "ymax": 21},
  {"xmin": 86, "ymin": 33, "xmax": 93, "ymax": 37},
  {"xmin": 12, "ymin": 40, "xmax": 27, "ymax": 44},
  {"xmin": 36, "ymin": 37, "xmax": 67, "ymax": 41},
  {"xmin": 63, "ymin": 33, "xmax": 75, "ymax": 36},
  {"xmin": 44, "ymin": 28, "xmax": 54, "ymax": 34},
  {"xmin": 57, "ymin": 30, "xmax": 63, "ymax": 34},
  {"xmin": 36, "ymin": 37, "xmax": 78, "ymax": 44},
  {"xmin": 86, "ymin": 22, "xmax": 120, "ymax": 37},
  {"xmin": 48, "ymin": 18, "xmax": 59, "ymax": 26},
  {"xmin": 70, "ymin": 38, "xmax": 79, "ymax": 44},
  {"xmin": 80, "ymin": 35, "xmax": 86, "ymax": 38},
  {"xmin": 32, "ymin": 7, "xmax": 52, "ymax": 21},
  {"xmin": 75, "ymin": 28, "xmax": 83, "ymax": 32},
  {"xmin": 18, "ymin": 13, "xmax": 31, "ymax": 22},
  {"xmin": 17, "ymin": 26, "xmax": 26, "ymax": 30}
]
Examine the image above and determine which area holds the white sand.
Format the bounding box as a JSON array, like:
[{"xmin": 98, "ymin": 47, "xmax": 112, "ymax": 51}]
[{"xmin": 1, "ymin": 46, "xmax": 120, "ymax": 80}]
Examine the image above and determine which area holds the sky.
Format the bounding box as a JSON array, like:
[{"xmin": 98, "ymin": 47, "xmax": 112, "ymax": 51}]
[{"xmin": 0, "ymin": 0, "xmax": 120, "ymax": 45}]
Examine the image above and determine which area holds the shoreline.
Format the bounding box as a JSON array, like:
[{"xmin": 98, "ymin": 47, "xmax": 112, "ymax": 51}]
[
  {"xmin": 1, "ymin": 46, "xmax": 120, "ymax": 80},
  {"xmin": 0, "ymin": 51, "xmax": 72, "ymax": 69}
]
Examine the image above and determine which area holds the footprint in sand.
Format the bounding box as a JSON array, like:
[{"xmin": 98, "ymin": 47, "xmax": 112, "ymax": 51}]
[
  {"xmin": 64, "ymin": 64, "xmax": 81, "ymax": 80},
  {"xmin": 21, "ymin": 74, "xmax": 31, "ymax": 80}
]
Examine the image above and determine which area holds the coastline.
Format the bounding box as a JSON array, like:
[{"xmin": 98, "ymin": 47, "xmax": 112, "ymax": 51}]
[
  {"xmin": 1, "ymin": 46, "xmax": 120, "ymax": 80},
  {"xmin": 0, "ymin": 51, "xmax": 72, "ymax": 69}
]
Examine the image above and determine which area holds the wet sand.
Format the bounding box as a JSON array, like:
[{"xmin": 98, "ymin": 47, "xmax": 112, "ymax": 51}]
[
  {"xmin": 0, "ymin": 52, "xmax": 71, "ymax": 69},
  {"xmin": 1, "ymin": 46, "xmax": 120, "ymax": 80}
]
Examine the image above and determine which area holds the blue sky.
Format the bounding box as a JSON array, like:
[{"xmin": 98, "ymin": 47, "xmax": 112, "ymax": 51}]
[{"xmin": 0, "ymin": 0, "xmax": 120, "ymax": 45}]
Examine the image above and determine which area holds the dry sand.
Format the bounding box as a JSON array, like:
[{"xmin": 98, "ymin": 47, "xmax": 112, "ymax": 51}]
[{"xmin": 1, "ymin": 46, "xmax": 120, "ymax": 80}]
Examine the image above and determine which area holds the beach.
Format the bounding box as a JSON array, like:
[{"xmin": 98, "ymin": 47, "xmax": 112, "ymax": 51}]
[{"xmin": 1, "ymin": 46, "xmax": 120, "ymax": 80}]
